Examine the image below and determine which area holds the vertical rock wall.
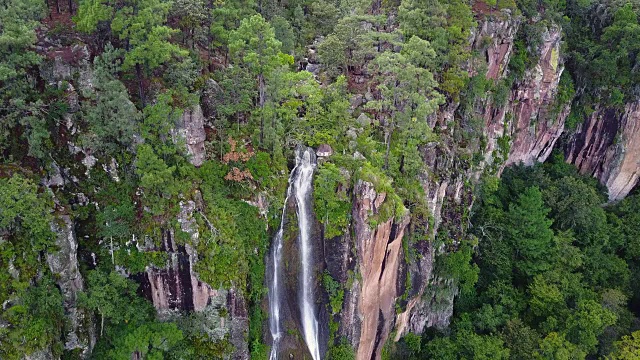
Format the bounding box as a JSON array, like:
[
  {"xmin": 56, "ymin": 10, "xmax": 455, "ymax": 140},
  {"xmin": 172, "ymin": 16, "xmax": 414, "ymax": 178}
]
[
  {"xmin": 47, "ymin": 215, "xmax": 95, "ymax": 357},
  {"xmin": 331, "ymin": 180, "xmax": 409, "ymax": 360},
  {"xmin": 139, "ymin": 201, "xmax": 249, "ymax": 359},
  {"xmin": 177, "ymin": 105, "xmax": 207, "ymax": 167},
  {"xmin": 565, "ymin": 101, "xmax": 640, "ymax": 201},
  {"xmin": 504, "ymin": 26, "xmax": 568, "ymax": 167},
  {"xmin": 477, "ymin": 23, "xmax": 569, "ymax": 170}
]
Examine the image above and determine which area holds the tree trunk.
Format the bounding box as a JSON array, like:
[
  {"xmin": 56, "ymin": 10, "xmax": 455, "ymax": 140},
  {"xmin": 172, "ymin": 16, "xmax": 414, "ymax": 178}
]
[
  {"xmin": 400, "ymin": 138, "xmax": 408, "ymax": 174},
  {"xmin": 68, "ymin": 0, "xmax": 73, "ymax": 13},
  {"xmin": 46, "ymin": 0, "xmax": 52, "ymax": 19},
  {"xmin": 384, "ymin": 129, "xmax": 391, "ymax": 170},
  {"xmin": 258, "ymin": 73, "xmax": 265, "ymax": 145},
  {"xmin": 54, "ymin": 0, "xmax": 60, "ymax": 13},
  {"xmin": 136, "ymin": 64, "xmax": 146, "ymax": 107}
]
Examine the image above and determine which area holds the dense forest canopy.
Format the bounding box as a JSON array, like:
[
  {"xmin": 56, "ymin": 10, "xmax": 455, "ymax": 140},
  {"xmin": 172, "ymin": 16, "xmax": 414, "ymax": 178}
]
[{"xmin": 0, "ymin": 0, "xmax": 639, "ymax": 358}]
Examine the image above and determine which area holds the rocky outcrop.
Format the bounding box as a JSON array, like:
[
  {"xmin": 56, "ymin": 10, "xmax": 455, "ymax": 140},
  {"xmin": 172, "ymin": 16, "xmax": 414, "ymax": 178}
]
[
  {"xmin": 394, "ymin": 142, "xmax": 470, "ymax": 338},
  {"xmin": 393, "ymin": 20, "xmax": 569, "ymax": 342},
  {"xmin": 38, "ymin": 44, "xmax": 94, "ymax": 95},
  {"xmin": 472, "ymin": 12, "xmax": 521, "ymax": 80},
  {"xmin": 139, "ymin": 201, "xmax": 249, "ymax": 359},
  {"xmin": 47, "ymin": 215, "xmax": 95, "ymax": 357},
  {"xmin": 504, "ymin": 26, "xmax": 568, "ymax": 167},
  {"xmin": 179, "ymin": 105, "xmax": 207, "ymax": 167},
  {"xmin": 341, "ymin": 180, "xmax": 409, "ymax": 360},
  {"xmin": 477, "ymin": 23, "xmax": 568, "ymax": 170},
  {"xmin": 201, "ymin": 79, "xmax": 223, "ymax": 119},
  {"xmin": 140, "ymin": 229, "xmax": 216, "ymax": 311},
  {"xmin": 566, "ymin": 101, "xmax": 640, "ymax": 201}
]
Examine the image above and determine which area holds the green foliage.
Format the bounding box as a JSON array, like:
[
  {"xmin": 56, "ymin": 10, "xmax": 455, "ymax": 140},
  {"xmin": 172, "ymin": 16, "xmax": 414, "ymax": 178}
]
[
  {"xmin": 82, "ymin": 45, "xmax": 141, "ymax": 158},
  {"xmin": 314, "ymin": 163, "xmax": 351, "ymax": 238},
  {"xmin": 505, "ymin": 186, "xmax": 555, "ymax": 278},
  {"xmin": 80, "ymin": 269, "xmax": 186, "ymax": 359},
  {"xmin": 0, "ymin": 0, "xmax": 47, "ymax": 152},
  {"xmin": 135, "ymin": 144, "xmax": 178, "ymax": 214},
  {"xmin": 75, "ymin": 0, "xmax": 113, "ymax": 32},
  {"xmin": 0, "ymin": 174, "xmax": 55, "ymax": 253},
  {"xmin": 607, "ymin": 331, "xmax": 640, "ymax": 359},
  {"xmin": 107, "ymin": 322, "xmax": 184, "ymax": 359},
  {"xmin": 209, "ymin": 0, "xmax": 257, "ymax": 48},
  {"xmin": 80, "ymin": 271, "xmax": 154, "ymax": 331},
  {"xmin": 322, "ymin": 271, "xmax": 345, "ymax": 315},
  {"xmin": 357, "ymin": 162, "xmax": 408, "ymax": 224},
  {"xmin": 426, "ymin": 163, "xmax": 640, "ymax": 359},
  {"xmin": 193, "ymin": 161, "xmax": 269, "ymax": 290},
  {"xmin": 228, "ymin": 14, "xmax": 292, "ymax": 145},
  {"xmin": 0, "ymin": 174, "xmax": 57, "ymax": 332},
  {"xmin": 366, "ymin": 36, "xmax": 443, "ymax": 169},
  {"xmin": 535, "ymin": 332, "xmax": 587, "ymax": 360},
  {"xmin": 423, "ymin": 319, "xmax": 511, "ymax": 359},
  {"xmin": 0, "ymin": 276, "xmax": 65, "ymax": 359},
  {"xmin": 564, "ymin": 2, "xmax": 640, "ymax": 105},
  {"xmin": 552, "ymin": 71, "xmax": 576, "ymax": 116},
  {"xmin": 271, "ymin": 15, "xmax": 295, "ymax": 55},
  {"xmin": 229, "ymin": 15, "xmax": 286, "ymax": 77},
  {"xmin": 318, "ymin": 15, "xmax": 376, "ymax": 78},
  {"xmin": 326, "ymin": 342, "xmax": 356, "ymax": 360},
  {"xmin": 398, "ymin": 0, "xmax": 475, "ymax": 99},
  {"xmin": 438, "ymin": 241, "xmax": 479, "ymax": 296},
  {"xmin": 77, "ymin": 0, "xmax": 188, "ymax": 71},
  {"xmin": 7, "ymin": 0, "xmax": 640, "ymax": 359}
]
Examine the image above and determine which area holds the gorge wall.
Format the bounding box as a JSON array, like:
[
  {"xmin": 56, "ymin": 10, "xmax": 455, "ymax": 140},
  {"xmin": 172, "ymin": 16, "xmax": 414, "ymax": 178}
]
[
  {"xmin": 26, "ymin": 4, "xmax": 640, "ymax": 360},
  {"xmin": 566, "ymin": 101, "xmax": 640, "ymax": 201},
  {"xmin": 327, "ymin": 9, "xmax": 640, "ymax": 359}
]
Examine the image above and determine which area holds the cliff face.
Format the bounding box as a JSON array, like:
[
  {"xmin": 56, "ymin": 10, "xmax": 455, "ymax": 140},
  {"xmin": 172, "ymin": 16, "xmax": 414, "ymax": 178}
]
[
  {"xmin": 29, "ymin": 7, "xmax": 640, "ymax": 360},
  {"xmin": 473, "ymin": 12, "xmax": 520, "ymax": 81},
  {"xmin": 566, "ymin": 101, "xmax": 640, "ymax": 201},
  {"xmin": 47, "ymin": 215, "xmax": 95, "ymax": 357},
  {"xmin": 391, "ymin": 16, "xmax": 570, "ymax": 344},
  {"xmin": 504, "ymin": 26, "xmax": 568, "ymax": 167},
  {"xmin": 354, "ymin": 181, "xmax": 409, "ymax": 360},
  {"xmin": 139, "ymin": 201, "xmax": 249, "ymax": 360},
  {"xmin": 176, "ymin": 106, "xmax": 207, "ymax": 167},
  {"xmin": 331, "ymin": 180, "xmax": 409, "ymax": 360},
  {"xmin": 477, "ymin": 21, "xmax": 568, "ymax": 170}
]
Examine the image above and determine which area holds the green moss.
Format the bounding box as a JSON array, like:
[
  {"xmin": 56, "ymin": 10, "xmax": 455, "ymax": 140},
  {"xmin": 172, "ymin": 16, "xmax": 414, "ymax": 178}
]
[
  {"xmin": 314, "ymin": 162, "xmax": 352, "ymax": 239},
  {"xmin": 322, "ymin": 271, "xmax": 345, "ymax": 315}
]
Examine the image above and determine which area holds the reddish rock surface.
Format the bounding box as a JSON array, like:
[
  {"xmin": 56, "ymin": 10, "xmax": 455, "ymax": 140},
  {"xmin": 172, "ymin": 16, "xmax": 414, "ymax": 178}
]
[
  {"xmin": 566, "ymin": 101, "xmax": 640, "ymax": 201},
  {"xmin": 351, "ymin": 180, "xmax": 410, "ymax": 360},
  {"xmin": 505, "ymin": 26, "xmax": 568, "ymax": 167}
]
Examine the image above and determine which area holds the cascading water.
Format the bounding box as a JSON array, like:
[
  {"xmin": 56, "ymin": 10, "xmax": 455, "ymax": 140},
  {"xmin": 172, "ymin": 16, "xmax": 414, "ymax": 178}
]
[
  {"xmin": 268, "ymin": 223, "xmax": 286, "ymax": 360},
  {"xmin": 294, "ymin": 148, "xmax": 320, "ymax": 360},
  {"xmin": 268, "ymin": 147, "xmax": 320, "ymax": 360}
]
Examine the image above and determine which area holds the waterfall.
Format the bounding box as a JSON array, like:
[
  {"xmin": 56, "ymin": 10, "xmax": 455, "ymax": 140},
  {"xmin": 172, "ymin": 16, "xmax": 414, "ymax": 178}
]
[
  {"xmin": 268, "ymin": 147, "xmax": 320, "ymax": 360},
  {"xmin": 294, "ymin": 148, "xmax": 320, "ymax": 360},
  {"xmin": 268, "ymin": 181, "xmax": 291, "ymax": 360}
]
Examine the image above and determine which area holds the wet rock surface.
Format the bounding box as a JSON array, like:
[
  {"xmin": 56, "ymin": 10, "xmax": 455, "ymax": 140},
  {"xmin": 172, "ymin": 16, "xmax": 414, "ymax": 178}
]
[
  {"xmin": 335, "ymin": 180, "xmax": 410, "ymax": 360},
  {"xmin": 566, "ymin": 101, "xmax": 640, "ymax": 201}
]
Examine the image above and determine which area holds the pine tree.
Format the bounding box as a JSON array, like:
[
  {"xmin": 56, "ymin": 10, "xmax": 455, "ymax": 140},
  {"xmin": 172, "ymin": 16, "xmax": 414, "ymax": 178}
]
[
  {"xmin": 0, "ymin": 0, "xmax": 46, "ymax": 151},
  {"xmin": 76, "ymin": 0, "xmax": 187, "ymax": 105},
  {"xmin": 366, "ymin": 36, "xmax": 443, "ymax": 169},
  {"xmin": 228, "ymin": 14, "xmax": 291, "ymax": 145},
  {"xmin": 505, "ymin": 186, "xmax": 555, "ymax": 279}
]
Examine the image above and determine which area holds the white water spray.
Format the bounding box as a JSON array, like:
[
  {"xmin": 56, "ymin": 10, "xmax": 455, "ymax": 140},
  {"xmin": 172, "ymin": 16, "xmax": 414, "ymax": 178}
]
[
  {"xmin": 294, "ymin": 149, "xmax": 320, "ymax": 360},
  {"xmin": 268, "ymin": 147, "xmax": 320, "ymax": 360},
  {"xmin": 268, "ymin": 178, "xmax": 293, "ymax": 360}
]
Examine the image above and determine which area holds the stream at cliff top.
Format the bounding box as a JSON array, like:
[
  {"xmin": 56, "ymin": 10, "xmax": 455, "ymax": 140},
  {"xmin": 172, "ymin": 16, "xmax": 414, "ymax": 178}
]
[{"xmin": 268, "ymin": 147, "xmax": 320, "ymax": 360}]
